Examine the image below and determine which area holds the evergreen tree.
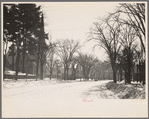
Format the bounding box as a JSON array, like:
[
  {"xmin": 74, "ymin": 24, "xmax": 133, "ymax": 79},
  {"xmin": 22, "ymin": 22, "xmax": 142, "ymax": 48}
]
[{"xmin": 3, "ymin": 4, "xmax": 47, "ymax": 80}]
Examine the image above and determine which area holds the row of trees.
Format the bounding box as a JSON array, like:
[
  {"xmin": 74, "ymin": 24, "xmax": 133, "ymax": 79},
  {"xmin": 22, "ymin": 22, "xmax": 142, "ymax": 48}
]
[
  {"xmin": 4, "ymin": 3, "xmax": 110, "ymax": 81},
  {"xmin": 4, "ymin": 4, "xmax": 49, "ymax": 80},
  {"xmin": 4, "ymin": 3, "xmax": 145, "ymax": 83},
  {"xmin": 45, "ymin": 39, "xmax": 111, "ymax": 81},
  {"xmin": 89, "ymin": 3, "xmax": 145, "ymax": 84}
]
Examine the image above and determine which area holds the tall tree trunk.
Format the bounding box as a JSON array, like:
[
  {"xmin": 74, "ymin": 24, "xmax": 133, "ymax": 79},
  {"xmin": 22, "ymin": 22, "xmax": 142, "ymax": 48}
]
[
  {"xmin": 12, "ymin": 41, "xmax": 15, "ymax": 71},
  {"xmin": 49, "ymin": 67, "xmax": 53, "ymax": 80},
  {"xmin": 15, "ymin": 45, "xmax": 21, "ymax": 80},
  {"xmin": 57, "ymin": 64, "xmax": 58, "ymax": 79},
  {"xmin": 3, "ymin": 41, "xmax": 8, "ymax": 78},
  {"xmin": 22, "ymin": 38, "xmax": 26, "ymax": 73},
  {"xmin": 83, "ymin": 68, "xmax": 86, "ymax": 80},
  {"xmin": 111, "ymin": 63, "xmax": 117, "ymax": 83},
  {"xmin": 119, "ymin": 66, "xmax": 123, "ymax": 81},
  {"xmin": 137, "ymin": 64, "xmax": 138, "ymax": 83},
  {"xmin": 66, "ymin": 68, "xmax": 68, "ymax": 80},
  {"xmin": 64, "ymin": 65, "xmax": 66, "ymax": 80},
  {"xmin": 39, "ymin": 13, "xmax": 45, "ymax": 80},
  {"xmin": 113, "ymin": 69, "xmax": 117, "ymax": 83},
  {"xmin": 71, "ymin": 68, "xmax": 74, "ymax": 80},
  {"xmin": 127, "ymin": 67, "xmax": 131, "ymax": 84},
  {"xmin": 3, "ymin": 55, "xmax": 5, "ymax": 80},
  {"xmin": 111, "ymin": 59, "xmax": 117, "ymax": 83},
  {"xmin": 127, "ymin": 54, "xmax": 132, "ymax": 84},
  {"xmin": 40, "ymin": 59, "xmax": 43, "ymax": 80},
  {"xmin": 49, "ymin": 66, "xmax": 52, "ymax": 80},
  {"xmin": 3, "ymin": 55, "xmax": 6, "ymax": 80},
  {"xmin": 124, "ymin": 70, "xmax": 127, "ymax": 84},
  {"xmin": 74, "ymin": 69, "xmax": 76, "ymax": 80},
  {"xmin": 49, "ymin": 60, "xmax": 54, "ymax": 80},
  {"xmin": 36, "ymin": 56, "xmax": 39, "ymax": 81},
  {"xmin": 66, "ymin": 66, "xmax": 69, "ymax": 80}
]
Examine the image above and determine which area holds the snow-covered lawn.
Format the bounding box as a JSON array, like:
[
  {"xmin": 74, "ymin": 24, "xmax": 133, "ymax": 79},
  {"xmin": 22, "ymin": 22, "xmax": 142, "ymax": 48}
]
[
  {"xmin": 3, "ymin": 78, "xmax": 79, "ymax": 89},
  {"xmin": 5, "ymin": 70, "xmax": 35, "ymax": 76}
]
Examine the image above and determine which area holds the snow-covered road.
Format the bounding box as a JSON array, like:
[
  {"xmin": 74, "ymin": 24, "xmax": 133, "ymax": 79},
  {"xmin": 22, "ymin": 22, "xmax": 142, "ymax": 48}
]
[{"xmin": 2, "ymin": 80, "xmax": 147, "ymax": 118}]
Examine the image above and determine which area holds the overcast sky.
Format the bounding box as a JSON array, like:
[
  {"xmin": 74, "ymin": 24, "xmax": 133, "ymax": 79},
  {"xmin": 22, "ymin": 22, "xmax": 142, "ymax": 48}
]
[{"xmin": 37, "ymin": 2, "xmax": 119, "ymax": 61}]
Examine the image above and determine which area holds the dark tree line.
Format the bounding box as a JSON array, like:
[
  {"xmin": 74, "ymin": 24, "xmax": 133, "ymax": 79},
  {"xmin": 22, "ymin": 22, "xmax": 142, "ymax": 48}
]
[{"xmin": 3, "ymin": 4, "xmax": 48, "ymax": 80}]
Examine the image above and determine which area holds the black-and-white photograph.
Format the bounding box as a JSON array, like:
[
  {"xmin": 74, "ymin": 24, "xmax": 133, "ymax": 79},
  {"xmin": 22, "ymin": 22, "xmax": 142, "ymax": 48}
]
[{"xmin": 2, "ymin": 1, "xmax": 148, "ymax": 118}]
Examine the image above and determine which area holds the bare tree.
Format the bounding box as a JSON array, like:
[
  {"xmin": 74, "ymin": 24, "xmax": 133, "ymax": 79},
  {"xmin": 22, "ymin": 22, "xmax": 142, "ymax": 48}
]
[
  {"xmin": 45, "ymin": 42, "xmax": 57, "ymax": 79},
  {"xmin": 89, "ymin": 16, "xmax": 121, "ymax": 83},
  {"xmin": 114, "ymin": 3, "xmax": 145, "ymax": 52},
  {"xmin": 118, "ymin": 25, "xmax": 138, "ymax": 84},
  {"xmin": 78, "ymin": 53, "xmax": 96, "ymax": 80},
  {"xmin": 56, "ymin": 39, "xmax": 80, "ymax": 80}
]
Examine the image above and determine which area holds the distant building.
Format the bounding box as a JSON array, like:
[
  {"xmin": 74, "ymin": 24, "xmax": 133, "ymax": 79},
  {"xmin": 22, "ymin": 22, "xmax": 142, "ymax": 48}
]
[
  {"xmin": 6, "ymin": 50, "xmax": 37, "ymax": 74},
  {"xmin": 19, "ymin": 53, "xmax": 37, "ymax": 74}
]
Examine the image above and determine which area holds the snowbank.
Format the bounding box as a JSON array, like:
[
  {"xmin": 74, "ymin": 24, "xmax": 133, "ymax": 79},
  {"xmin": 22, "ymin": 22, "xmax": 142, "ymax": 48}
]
[{"xmin": 105, "ymin": 81, "xmax": 145, "ymax": 99}]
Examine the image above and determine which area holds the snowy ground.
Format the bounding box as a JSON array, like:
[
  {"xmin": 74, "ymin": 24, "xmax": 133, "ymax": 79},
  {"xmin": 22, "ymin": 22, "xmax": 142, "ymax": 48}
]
[
  {"xmin": 2, "ymin": 79, "xmax": 148, "ymax": 118},
  {"xmin": 4, "ymin": 70, "xmax": 35, "ymax": 76}
]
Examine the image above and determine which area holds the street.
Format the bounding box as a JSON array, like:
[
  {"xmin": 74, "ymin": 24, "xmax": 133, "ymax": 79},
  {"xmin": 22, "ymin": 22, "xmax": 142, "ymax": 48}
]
[{"xmin": 2, "ymin": 80, "xmax": 146, "ymax": 118}]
